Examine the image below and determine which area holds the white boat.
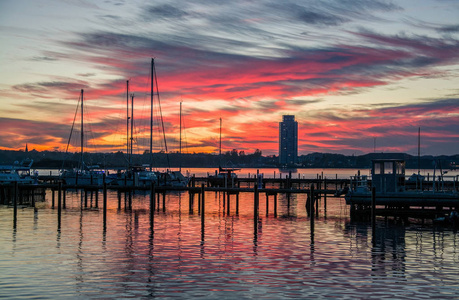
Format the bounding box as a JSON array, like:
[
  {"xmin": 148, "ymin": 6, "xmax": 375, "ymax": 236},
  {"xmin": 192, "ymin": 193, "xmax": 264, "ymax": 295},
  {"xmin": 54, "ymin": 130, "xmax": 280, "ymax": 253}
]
[{"xmin": 0, "ymin": 159, "xmax": 35, "ymax": 184}]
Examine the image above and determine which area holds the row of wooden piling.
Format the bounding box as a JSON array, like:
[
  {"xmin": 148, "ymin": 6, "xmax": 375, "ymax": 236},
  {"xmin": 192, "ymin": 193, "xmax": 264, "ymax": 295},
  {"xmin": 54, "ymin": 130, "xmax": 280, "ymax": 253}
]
[{"xmin": 10, "ymin": 181, "xmax": 323, "ymax": 240}]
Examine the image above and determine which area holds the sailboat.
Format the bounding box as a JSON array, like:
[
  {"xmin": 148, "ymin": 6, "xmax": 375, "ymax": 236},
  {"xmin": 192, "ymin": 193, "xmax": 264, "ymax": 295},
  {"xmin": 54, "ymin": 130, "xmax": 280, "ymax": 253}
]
[
  {"xmin": 149, "ymin": 58, "xmax": 188, "ymax": 187},
  {"xmin": 61, "ymin": 89, "xmax": 106, "ymax": 186},
  {"xmin": 114, "ymin": 80, "xmax": 158, "ymax": 187},
  {"xmin": 208, "ymin": 118, "xmax": 239, "ymax": 187}
]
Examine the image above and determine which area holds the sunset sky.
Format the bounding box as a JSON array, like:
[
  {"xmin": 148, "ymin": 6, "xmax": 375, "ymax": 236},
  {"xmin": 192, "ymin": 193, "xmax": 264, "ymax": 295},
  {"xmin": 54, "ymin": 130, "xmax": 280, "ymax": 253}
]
[{"xmin": 1, "ymin": 0, "xmax": 458, "ymax": 156}]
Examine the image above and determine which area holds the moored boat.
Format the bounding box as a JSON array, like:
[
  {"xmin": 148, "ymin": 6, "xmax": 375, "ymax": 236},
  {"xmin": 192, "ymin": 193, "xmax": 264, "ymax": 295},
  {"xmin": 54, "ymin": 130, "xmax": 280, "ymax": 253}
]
[
  {"xmin": 0, "ymin": 159, "xmax": 36, "ymax": 185},
  {"xmin": 345, "ymin": 158, "xmax": 459, "ymax": 208}
]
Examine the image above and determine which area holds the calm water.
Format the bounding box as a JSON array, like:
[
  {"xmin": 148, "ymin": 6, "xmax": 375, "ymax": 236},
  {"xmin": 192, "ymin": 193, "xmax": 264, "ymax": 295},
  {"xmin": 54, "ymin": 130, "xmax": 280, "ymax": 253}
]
[{"xmin": 1, "ymin": 179, "xmax": 459, "ymax": 298}]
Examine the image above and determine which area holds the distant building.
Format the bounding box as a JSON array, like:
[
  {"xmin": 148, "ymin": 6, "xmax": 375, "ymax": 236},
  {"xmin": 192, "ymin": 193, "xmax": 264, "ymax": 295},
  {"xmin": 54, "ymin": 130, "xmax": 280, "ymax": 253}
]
[{"xmin": 279, "ymin": 115, "xmax": 298, "ymax": 165}]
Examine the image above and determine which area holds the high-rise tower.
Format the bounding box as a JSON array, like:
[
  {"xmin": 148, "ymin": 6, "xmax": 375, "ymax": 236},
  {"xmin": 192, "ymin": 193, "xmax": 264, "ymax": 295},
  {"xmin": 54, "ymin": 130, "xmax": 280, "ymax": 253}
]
[{"xmin": 279, "ymin": 115, "xmax": 298, "ymax": 166}]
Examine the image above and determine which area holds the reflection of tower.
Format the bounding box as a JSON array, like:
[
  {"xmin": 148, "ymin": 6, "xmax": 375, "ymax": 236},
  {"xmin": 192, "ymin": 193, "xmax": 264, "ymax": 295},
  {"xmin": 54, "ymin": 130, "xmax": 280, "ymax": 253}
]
[{"xmin": 279, "ymin": 115, "xmax": 298, "ymax": 165}]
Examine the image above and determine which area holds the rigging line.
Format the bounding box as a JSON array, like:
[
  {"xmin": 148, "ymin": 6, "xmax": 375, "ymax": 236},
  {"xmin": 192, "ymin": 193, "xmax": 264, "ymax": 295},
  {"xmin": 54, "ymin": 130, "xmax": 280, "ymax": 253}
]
[
  {"xmin": 153, "ymin": 61, "xmax": 171, "ymax": 168},
  {"xmin": 61, "ymin": 93, "xmax": 81, "ymax": 170}
]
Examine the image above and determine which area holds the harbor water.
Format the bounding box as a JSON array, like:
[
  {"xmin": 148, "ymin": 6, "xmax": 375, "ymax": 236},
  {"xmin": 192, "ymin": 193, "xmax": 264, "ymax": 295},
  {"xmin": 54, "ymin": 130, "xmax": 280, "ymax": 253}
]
[{"xmin": 1, "ymin": 169, "xmax": 459, "ymax": 298}]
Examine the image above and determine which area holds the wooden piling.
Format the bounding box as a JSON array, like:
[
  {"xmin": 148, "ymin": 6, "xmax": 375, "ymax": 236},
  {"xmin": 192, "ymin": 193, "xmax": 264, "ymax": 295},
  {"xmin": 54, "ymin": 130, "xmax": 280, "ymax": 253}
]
[
  {"xmin": 266, "ymin": 193, "xmax": 269, "ymax": 217},
  {"xmin": 324, "ymin": 177, "xmax": 327, "ymax": 211},
  {"xmin": 227, "ymin": 192, "xmax": 230, "ymax": 215},
  {"xmin": 13, "ymin": 182, "xmax": 18, "ymax": 228},
  {"xmin": 371, "ymin": 186, "xmax": 376, "ymax": 242},
  {"xmin": 236, "ymin": 193, "xmax": 239, "ymax": 215},
  {"xmin": 103, "ymin": 179, "xmax": 107, "ymax": 229},
  {"xmin": 189, "ymin": 191, "xmax": 193, "ymax": 213},
  {"xmin": 52, "ymin": 189, "xmax": 55, "ymax": 209},
  {"xmin": 150, "ymin": 183, "xmax": 155, "ymax": 231},
  {"xmin": 162, "ymin": 193, "xmax": 166, "ymax": 213},
  {"xmin": 57, "ymin": 182, "xmax": 62, "ymax": 229},
  {"xmin": 201, "ymin": 184, "xmax": 205, "ymax": 232},
  {"xmin": 310, "ymin": 184, "xmax": 315, "ymax": 235},
  {"xmin": 274, "ymin": 193, "xmax": 277, "ymax": 217},
  {"xmin": 254, "ymin": 184, "xmax": 259, "ymax": 233}
]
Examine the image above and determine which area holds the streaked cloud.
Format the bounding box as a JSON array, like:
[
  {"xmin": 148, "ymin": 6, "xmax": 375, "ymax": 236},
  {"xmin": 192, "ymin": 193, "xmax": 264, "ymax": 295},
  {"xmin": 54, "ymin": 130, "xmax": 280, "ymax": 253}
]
[{"xmin": 0, "ymin": 0, "xmax": 458, "ymax": 155}]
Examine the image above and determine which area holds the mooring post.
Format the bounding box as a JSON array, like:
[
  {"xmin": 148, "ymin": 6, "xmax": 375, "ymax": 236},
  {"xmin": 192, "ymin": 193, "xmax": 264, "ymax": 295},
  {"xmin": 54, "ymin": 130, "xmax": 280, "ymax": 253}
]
[
  {"xmin": 95, "ymin": 190, "xmax": 99, "ymax": 208},
  {"xmin": 324, "ymin": 177, "xmax": 327, "ymax": 211},
  {"xmin": 117, "ymin": 190, "xmax": 121, "ymax": 210},
  {"xmin": 162, "ymin": 193, "xmax": 166, "ymax": 213},
  {"xmin": 227, "ymin": 192, "xmax": 230, "ymax": 215},
  {"xmin": 189, "ymin": 190, "xmax": 193, "ymax": 214},
  {"xmin": 103, "ymin": 176, "xmax": 107, "ymax": 229},
  {"xmin": 266, "ymin": 193, "xmax": 269, "ymax": 216},
  {"xmin": 198, "ymin": 191, "xmax": 201, "ymax": 214},
  {"xmin": 236, "ymin": 192, "xmax": 239, "ymax": 215},
  {"xmin": 335, "ymin": 174, "xmax": 338, "ymax": 192},
  {"xmin": 52, "ymin": 188, "xmax": 55, "ymax": 209},
  {"xmin": 310, "ymin": 184, "xmax": 315, "ymax": 234},
  {"xmin": 57, "ymin": 182, "xmax": 62, "ymax": 229},
  {"xmin": 201, "ymin": 184, "xmax": 205, "ymax": 232},
  {"xmin": 371, "ymin": 186, "xmax": 376, "ymax": 241},
  {"xmin": 254, "ymin": 184, "xmax": 259, "ymax": 233},
  {"xmin": 150, "ymin": 183, "xmax": 155, "ymax": 231},
  {"xmin": 13, "ymin": 182, "xmax": 18, "ymax": 228},
  {"xmin": 274, "ymin": 193, "xmax": 278, "ymax": 217}
]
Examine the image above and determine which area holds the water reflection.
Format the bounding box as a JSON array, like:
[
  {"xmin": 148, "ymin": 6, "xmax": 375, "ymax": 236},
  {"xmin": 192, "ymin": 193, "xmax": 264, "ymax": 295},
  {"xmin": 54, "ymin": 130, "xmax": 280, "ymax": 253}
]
[{"xmin": 1, "ymin": 191, "xmax": 459, "ymax": 298}]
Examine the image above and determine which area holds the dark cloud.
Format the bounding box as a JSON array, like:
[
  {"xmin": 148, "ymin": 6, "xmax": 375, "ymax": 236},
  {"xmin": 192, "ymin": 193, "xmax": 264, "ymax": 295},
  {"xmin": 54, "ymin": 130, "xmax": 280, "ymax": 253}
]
[
  {"xmin": 142, "ymin": 4, "xmax": 189, "ymax": 21},
  {"xmin": 30, "ymin": 56, "xmax": 58, "ymax": 62},
  {"xmin": 297, "ymin": 10, "xmax": 347, "ymax": 26},
  {"xmin": 436, "ymin": 24, "xmax": 459, "ymax": 33},
  {"xmin": 13, "ymin": 81, "xmax": 89, "ymax": 94}
]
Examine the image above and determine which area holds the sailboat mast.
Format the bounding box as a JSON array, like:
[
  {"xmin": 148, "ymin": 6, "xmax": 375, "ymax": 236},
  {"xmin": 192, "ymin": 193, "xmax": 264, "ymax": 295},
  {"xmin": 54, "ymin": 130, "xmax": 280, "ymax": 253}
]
[
  {"xmin": 418, "ymin": 127, "xmax": 421, "ymax": 175},
  {"xmin": 80, "ymin": 89, "xmax": 84, "ymax": 169},
  {"xmin": 150, "ymin": 58, "xmax": 154, "ymax": 171},
  {"xmin": 219, "ymin": 118, "xmax": 222, "ymax": 159},
  {"xmin": 180, "ymin": 101, "xmax": 182, "ymax": 172},
  {"xmin": 126, "ymin": 80, "xmax": 130, "ymax": 167},
  {"xmin": 130, "ymin": 94, "xmax": 134, "ymax": 166}
]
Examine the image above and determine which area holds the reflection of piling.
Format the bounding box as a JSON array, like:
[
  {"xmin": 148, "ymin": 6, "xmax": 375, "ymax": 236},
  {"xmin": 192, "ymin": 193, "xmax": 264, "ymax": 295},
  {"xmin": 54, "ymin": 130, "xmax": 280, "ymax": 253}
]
[{"xmin": 52, "ymin": 189, "xmax": 55, "ymax": 209}]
